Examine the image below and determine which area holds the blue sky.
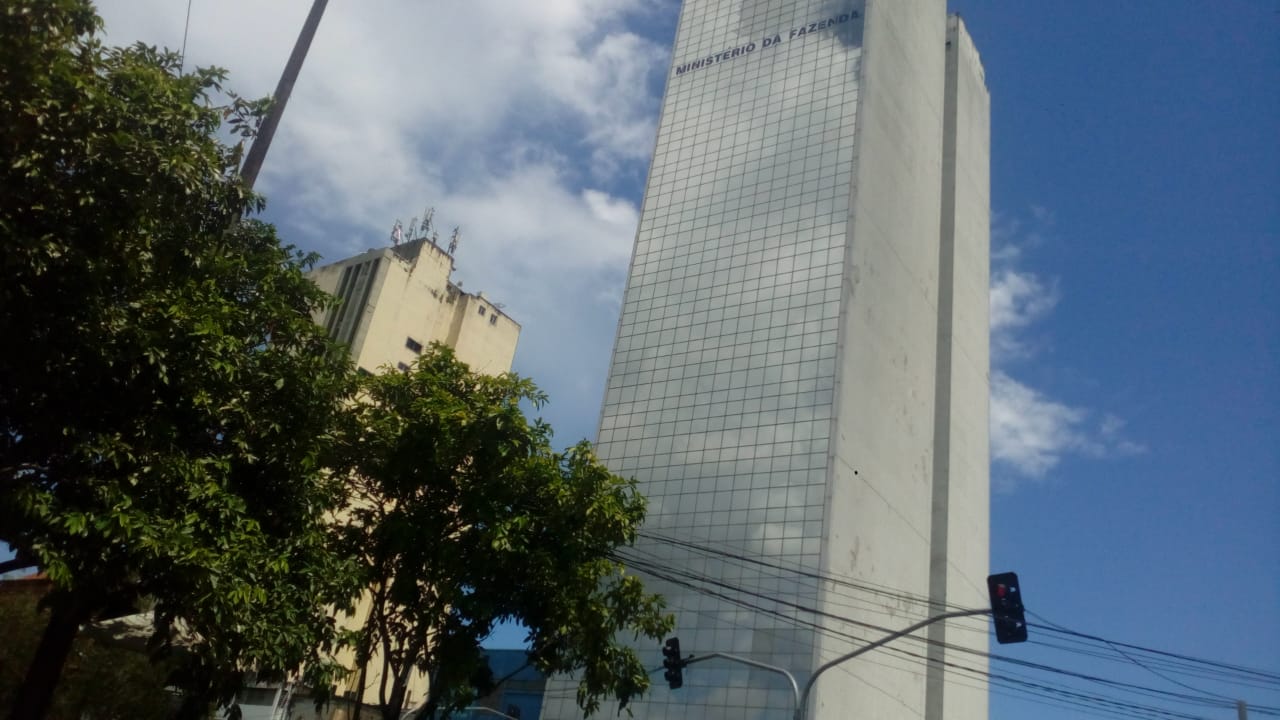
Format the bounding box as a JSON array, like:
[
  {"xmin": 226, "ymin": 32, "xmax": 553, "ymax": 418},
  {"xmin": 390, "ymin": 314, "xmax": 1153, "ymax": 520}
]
[
  {"xmin": 71, "ymin": 1, "xmax": 1280, "ymax": 717},
  {"xmin": 963, "ymin": 2, "xmax": 1279, "ymax": 717}
]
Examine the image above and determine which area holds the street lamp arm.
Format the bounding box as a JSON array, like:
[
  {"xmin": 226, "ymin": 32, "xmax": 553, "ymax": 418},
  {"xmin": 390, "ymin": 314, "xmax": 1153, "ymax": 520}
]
[{"xmin": 794, "ymin": 608, "xmax": 990, "ymax": 720}]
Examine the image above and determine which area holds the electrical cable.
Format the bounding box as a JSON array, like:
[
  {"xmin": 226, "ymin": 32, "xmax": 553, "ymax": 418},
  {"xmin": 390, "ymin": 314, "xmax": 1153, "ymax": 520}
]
[
  {"xmin": 1026, "ymin": 637, "xmax": 1280, "ymax": 693},
  {"xmin": 1029, "ymin": 615, "xmax": 1280, "ymax": 684},
  {"xmin": 630, "ymin": 530, "xmax": 1280, "ymax": 689},
  {"xmin": 613, "ymin": 548, "xmax": 1280, "ymax": 719},
  {"xmin": 1026, "ymin": 612, "xmax": 1254, "ymax": 702},
  {"xmin": 630, "ymin": 532, "xmax": 996, "ymax": 642},
  {"xmin": 621, "ymin": 555, "xmax": 1224, "ymax": 720}
]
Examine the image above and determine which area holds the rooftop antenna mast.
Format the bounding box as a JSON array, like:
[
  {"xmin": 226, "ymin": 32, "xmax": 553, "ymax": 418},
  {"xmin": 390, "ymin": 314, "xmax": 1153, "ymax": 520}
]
[
  {"xmin": 448, "ymin": 227, "xmax": 461, "ymax": 256},
  {"xmin": 422, "ymin": 207, "xmax": 435, "ymax": 237}
]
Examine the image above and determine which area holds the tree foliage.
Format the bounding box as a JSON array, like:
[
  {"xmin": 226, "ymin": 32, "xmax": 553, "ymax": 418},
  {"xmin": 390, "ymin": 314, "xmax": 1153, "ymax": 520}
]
[
  {"xmin": 333, "ymin": 347, "xmax": 673, "ymax": 720},
  {"xmin": 0, "ymin": 1, "xmax": 358, "ymax": 717}
]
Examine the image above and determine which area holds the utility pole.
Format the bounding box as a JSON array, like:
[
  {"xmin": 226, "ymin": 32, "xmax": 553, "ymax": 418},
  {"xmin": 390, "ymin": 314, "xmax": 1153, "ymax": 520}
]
[
  {"xmin": 239, "ymin": 0, "xmax": 329, "ymax": 190},
  {"xmin": 1239, "ymin": 700, "xmax": 1249, "ymax": 719}
]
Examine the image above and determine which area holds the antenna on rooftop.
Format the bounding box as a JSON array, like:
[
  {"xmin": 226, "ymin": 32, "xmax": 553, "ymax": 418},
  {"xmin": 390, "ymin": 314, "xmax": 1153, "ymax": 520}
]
[
  {"xmin": 405, "ymin": 217, "xmax": 419, "ymax": 242},
  {"xmin": 448, "ymin": 227, "xmax": 461, "ymax": 256},
  {"xmin": 391, "ymin": 219, "xmax": 403, "ymax": 245},
  {"xmin": 422, "ymin": 207, "xmax": 435, "ymax": 236}
]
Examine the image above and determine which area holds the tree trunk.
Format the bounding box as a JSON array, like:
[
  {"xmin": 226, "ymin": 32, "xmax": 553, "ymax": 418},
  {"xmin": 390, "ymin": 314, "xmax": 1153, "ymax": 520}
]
[
  {"xmin": 6, "ymin": 594, "xmax": 91, "ymax": 720},
  {"xmin": 380, "ymin": 671, "xmax": 409, "ymax": 720},
  {"xmin": 171, "ymin": 692, "xmax": 212, "ymax": 720},
  {"xmin": 410, "ymin": 679, "xmax": 442, "ymax": 720},
  {"xmin": 350, "ymin": 658, "xmax": 369, "ymax": 720}
]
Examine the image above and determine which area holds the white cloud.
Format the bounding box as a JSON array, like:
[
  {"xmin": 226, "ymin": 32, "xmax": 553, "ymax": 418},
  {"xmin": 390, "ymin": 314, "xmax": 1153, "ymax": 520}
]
[
  {"xmin": 989, "ymin": 268, "xmax": 1059, "ymax": 362},
  {"xmin": 93, "ymin": 0, "xmax": 669, "ymax": 442},
  {"xmin": 93, "ymin": 0, "xmax": 668, "ymax": 232},
  {"xmin": 990, "ymin": 371, "xmax": 1084, "ymax": 480},
  {"xmin": 990, "ymin": 371, "xmax": 1145, "ymax": 486},
  {"xmin": 989, "ymin": 210, "xmax": 1144, "ymax": 484}
]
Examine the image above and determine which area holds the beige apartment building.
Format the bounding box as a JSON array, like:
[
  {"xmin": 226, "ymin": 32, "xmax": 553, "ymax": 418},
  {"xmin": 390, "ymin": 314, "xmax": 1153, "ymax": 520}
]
[
  {"xmin": 239, "ymin": 233, "xmax": 520, "ymax": 720},
  {"xmin": 307, "ymin": 233, "xmax": 522, "ymax": 376},
  {"xmin": 307, "ymin": 234, "xmax": 520, "ymax": 376},
  {"xmin": 314, "ymin": 233, "xmax": 520, "ymax": 715}
]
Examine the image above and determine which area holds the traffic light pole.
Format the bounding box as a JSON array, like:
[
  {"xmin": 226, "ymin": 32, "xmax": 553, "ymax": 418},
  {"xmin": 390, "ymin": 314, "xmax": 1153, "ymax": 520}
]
[
  {"xmin": 793, "ymin": 608, "xmax": 990, "ymax": 720},
  {"xmin": 682, "ymin": 652, "xmax": 801, "ymax": 714},
  {"xmin": 664, "ymin": 576, "xmax": 1024, "ymax": 719},
  {"xmin": 459, "ymin": 708, "xmax": 520, "ymax": 720}
]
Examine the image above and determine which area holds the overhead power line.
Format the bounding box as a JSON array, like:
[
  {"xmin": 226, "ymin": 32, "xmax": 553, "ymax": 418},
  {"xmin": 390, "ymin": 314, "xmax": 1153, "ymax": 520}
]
[
  {"xmin": 611, "ymin": 532, "xmax": 1280, "ymax": 719},
  {"xmin": 630, "ymin": 530, "xmax": 1280, "ymax": 687},
  {"xmin": 619, "ymin": 552, "xmax": 1240, "ymax": 720},
  {"xmin": 1029, "ymin": 617, "xmax": 1280, "ymax": 685}
]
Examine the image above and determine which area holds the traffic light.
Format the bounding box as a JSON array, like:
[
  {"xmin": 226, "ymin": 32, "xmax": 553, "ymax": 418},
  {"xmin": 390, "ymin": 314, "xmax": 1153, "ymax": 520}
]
[
  {"xmin": 661, "ymin": 637, "xmax": 684, "ymax": 689},
  {"xmin": 987, "ymin": 572, "xmax": 1028, "ymax": 644}
]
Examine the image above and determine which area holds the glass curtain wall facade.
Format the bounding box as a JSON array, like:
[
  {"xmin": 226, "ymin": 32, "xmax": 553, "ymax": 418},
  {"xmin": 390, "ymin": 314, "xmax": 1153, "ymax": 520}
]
[{"xmin": 543, "ymin": 1, "xmax": 989, "ymax": 719}]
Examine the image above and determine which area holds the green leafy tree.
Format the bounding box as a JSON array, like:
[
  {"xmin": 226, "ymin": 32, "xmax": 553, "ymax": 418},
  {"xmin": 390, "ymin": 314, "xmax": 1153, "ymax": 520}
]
[
  {"xmin": 0, "ymin": 2, "xmax": 359, "ymax": 718},
  {"xmin": 333, "ymin": 346, "xmax": 673, "ymax": 720}
]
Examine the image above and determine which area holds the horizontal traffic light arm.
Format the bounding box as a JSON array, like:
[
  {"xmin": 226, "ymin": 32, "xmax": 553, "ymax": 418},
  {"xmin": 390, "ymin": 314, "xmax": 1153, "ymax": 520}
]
[{"xmin": 681, "ymin": 651, "xmax": 801, "ymax": 708}]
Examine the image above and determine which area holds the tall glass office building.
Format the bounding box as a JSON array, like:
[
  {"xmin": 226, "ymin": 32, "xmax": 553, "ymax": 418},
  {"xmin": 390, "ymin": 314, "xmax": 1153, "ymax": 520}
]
[{"xmin": 543, "ymin": 2, "xmax": 990, "ymax": 719}]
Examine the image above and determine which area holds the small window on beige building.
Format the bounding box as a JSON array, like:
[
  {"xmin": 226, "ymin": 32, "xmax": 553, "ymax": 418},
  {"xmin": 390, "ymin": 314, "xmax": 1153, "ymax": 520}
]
[
  {"xmin": 405, "ymin": 337, "xmax": 423, "ymax": 353},
  {"xmin": 489, "ymin": 314, "xmax": 498, "ymax": 326},
  {"xmin": 478, "ymin": 306, "xmax": 486, "ymax": 316}
]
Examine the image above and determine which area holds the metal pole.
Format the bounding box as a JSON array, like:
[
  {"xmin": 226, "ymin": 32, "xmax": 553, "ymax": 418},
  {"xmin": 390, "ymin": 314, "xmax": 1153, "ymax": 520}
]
[
  {"xmin": 458, "ymin": 708, "xmax": 519, "ymax": 720},
  {"xmin": 266, "ymin": 684, "xmax": 283, "ymax": 720},
  {"xmin": 1239, "ymin": 700, "xmax": 1248, "ymax": 720},
  {"xmin": 794, "ymin": 609, "xmax": 990, "ymax": 720},
  {"xmin": 239, "ymin": 0, "xmax": 329, "ymax": 190},
  {"xmin": 683, "ymin": 652, "xmax": 801, "ymax": 714}
]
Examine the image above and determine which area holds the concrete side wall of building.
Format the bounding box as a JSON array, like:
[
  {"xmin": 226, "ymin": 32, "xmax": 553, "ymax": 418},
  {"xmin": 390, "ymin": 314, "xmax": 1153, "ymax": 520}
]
[
  {"xmin": 352, "ymin": 245, "xmax": 452, "ymax": 372},
  {"xmin": 448, "ymin": 294, "xmax": 520, "ymax": 375},
  {"xmin": 817, "ymin": 0, "xmax": 947, "ymax": 718},
  {"xmin": 925, "ymin": 15, "xmax": 991, "ymax": 720}
]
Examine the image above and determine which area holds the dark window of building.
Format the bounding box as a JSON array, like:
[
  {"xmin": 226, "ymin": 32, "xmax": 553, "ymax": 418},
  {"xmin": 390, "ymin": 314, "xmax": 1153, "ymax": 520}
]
[
  {"xmin": 326, "ymin": 258, "xmax": 381, "ymax": 346},
  {"xmin": 489, "ymin": 314, "xmax": 498, "ymax": 326},
  {"xmin": 397, "ymin": 362, "xmax": 410, "ymax": 372},
  {"xmin": 406, "ymin": 337, "xmax": 423, "ymax": 353},
  {"xmin": 478, "ymin": 306, "xmax": 486, "ymax": 316}
]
